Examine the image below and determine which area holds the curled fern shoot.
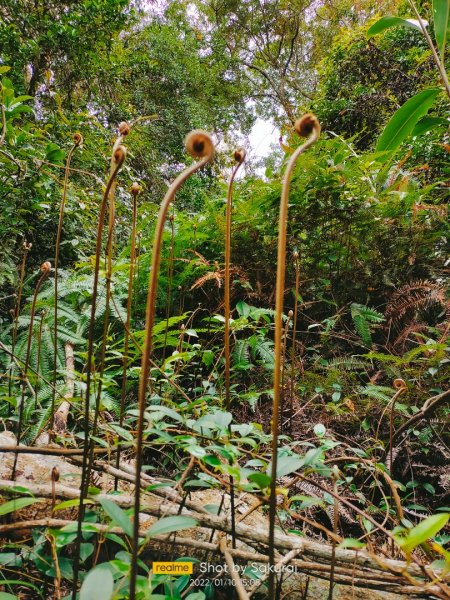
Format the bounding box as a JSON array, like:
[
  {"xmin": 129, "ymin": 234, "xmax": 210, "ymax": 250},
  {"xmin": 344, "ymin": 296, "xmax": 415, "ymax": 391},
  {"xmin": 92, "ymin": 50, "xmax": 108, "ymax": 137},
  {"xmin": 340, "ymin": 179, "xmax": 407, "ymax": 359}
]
[
  {"xmin": 225, "ymin": 148, "xmax": 245, "ymax": 409},
  {"xmin": 130, "ymin": 130, "xmax": 214, "ymax": 599},
  {"xmin": 114, "ymin": 182, "xmax": 140, "ymax": 490},
  {"xmin": 52, "ymin": 133, "xmax": 82, "ymax": 434},
  {"xmin": 12, "ymin": 261, "xmax": 52, "ymax": 480},
  {"xmin": 268, "ymin": 114, "xmax": 320, "ymax": 598},
  {"xmin": 71, "ymin": 133, "xmax": 126, "ymax": 600}
]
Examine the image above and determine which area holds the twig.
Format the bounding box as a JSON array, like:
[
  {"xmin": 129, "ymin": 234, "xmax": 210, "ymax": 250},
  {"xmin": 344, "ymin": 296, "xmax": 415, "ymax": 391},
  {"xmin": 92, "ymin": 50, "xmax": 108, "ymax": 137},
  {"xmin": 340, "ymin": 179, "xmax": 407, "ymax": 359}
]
[
  {"xmin": 219, "ymin": 537, "xmax": 250, "ymax": 600},
  {"xmin": 248, "ymin": 548, "xmax": 301, "ymax": 597},
  {"xmin": 392, "ymin": 388, "xmax": 450, "ymax": 442}
]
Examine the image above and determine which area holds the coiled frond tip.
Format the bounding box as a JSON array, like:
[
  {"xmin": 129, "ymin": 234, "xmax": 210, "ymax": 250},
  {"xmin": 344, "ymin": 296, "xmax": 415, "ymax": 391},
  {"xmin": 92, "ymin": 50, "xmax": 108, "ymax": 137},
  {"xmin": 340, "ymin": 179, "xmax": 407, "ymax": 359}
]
[
  {"xmin": 118, "ymin": 121, "xmax": 131, "ymax": 136},
  {"xmin": 185, "ymin": 130, "xmax": 214, "ymax": 159},
  {"xmin": 131, "ymin": 182, "xmax": 141, "ymax": 195},
  {"xmin": 234, "ymin": 148, "xmax": 246, "ymax": 163},
  {"xmin": 294, "ymin": 113, "xmax": 320, "ymax": 138}
]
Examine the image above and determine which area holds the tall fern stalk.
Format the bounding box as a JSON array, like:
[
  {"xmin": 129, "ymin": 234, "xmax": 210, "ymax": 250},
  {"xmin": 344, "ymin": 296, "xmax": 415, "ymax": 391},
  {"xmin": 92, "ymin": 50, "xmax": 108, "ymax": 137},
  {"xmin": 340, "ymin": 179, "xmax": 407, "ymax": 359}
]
[
  {"xmin": 129, "ymin": 131, "xmax": 214, "ymax": 599},
  {"xmin": 90, "ymin": 125, "xmax": 127, "ymax": 461},
  {"xmin": 224, "ymin": 148, "xmax": 245, "ymax": 409},
  {"xmin": 12, "ymin": 261, "xmax": 52, "ymax": 480},
  {"xmin": 114, "ymin": 182, "xmax": 140, "ymax": 490},
  {"xmin": 162, "ymin": 210, "xmax": 176, "ymax": 360},
  {"xmin": 289, "ymin": 250, "xmax": 300, "ymax": 434},
  {"xmin": 268, "ymin": 114, "xmax": 320, "ymax": 598},
  {"xmin": 71, "ymin": 133, "xmax": 127, "ymax": 600},
  {"xmin": 51, "ymin": 133, "xmax": 82, "ymax": 432},
  {"xmin": 9, "ymin": 241, "xmax": 32, "ymax": 404},
  {"xmin": 224, "ymin": 148, "xmax": 245, "ymax": 551}
]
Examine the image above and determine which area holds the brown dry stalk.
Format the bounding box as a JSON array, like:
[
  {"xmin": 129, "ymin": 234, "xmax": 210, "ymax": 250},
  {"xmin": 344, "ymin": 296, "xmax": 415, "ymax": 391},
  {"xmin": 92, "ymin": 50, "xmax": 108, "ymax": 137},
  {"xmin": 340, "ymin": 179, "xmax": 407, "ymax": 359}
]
[
  {"xmin": 224, "ymin": 148, "xmax": 246, "ymax": 554},
  {"xmin": 90, "ymin": 125, "xmax": 129, "ymax": 468},
  {"xmin": 8, "ymin": 241, "xmax": 32, "ymax": 404},
  {"xmin": 219, "ymin": 536, "xmax": 250, "ymax": 600},
  {"xmin": 224, "ymin": 148, "xmax": 246, "ymax": 409},
  {"xmin": 288, "ymin": 251, "xmax": 301, "ymax": 433}
]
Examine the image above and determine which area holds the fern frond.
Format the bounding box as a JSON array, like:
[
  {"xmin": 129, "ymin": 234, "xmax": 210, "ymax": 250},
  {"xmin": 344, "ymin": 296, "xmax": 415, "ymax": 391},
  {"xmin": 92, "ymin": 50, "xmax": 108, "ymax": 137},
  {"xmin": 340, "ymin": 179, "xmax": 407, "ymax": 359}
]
[
  {"xmin": 326, "ymin": 356, "xmax": 368, "ymax": 371},
  {"xmin": 351, "ymin": 303, "xmax": 384, "ymax": 346},
  {"xmin": 357, "ymin": 385, "xmax": 393, "ymax": 403},
  {"xmin": 232, "ymin": 340, "xmax": 252, "ymax": 370},
  {"xmin": 386, "ymin": 280, "xmax": 445, "ymax": 323}
]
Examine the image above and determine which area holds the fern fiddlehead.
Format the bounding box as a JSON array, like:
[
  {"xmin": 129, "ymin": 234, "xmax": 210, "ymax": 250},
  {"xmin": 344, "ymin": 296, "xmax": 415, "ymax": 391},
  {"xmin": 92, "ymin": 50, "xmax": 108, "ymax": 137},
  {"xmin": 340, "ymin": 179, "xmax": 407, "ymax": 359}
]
[
  {"xmin": 114, "ymin": 182, "xmax": 140, "ymax": 490},
  {"xmin": 71, "ymin": 133, "xmax": 127, "ymax": 600},
  {"xmin": 225, "ymin": 148, "xmax": 245, "ymax": 410},
  {"xmin": 224, "ymin": 148, "xmax": 245, "ymax": 551},
  {"xmin": 129, "ymin": 130, "xmax": 214, "ymax": 599},
  {"xmin": 268, "ymin": 114, "xmax": 320, "ymax": 598},
  {"xmin": 90, "ymin": 123, "xmax": 129, "ymax": 469},
  {"xmin": 9, "ymin": 241, "xmax": 32, "ymax": 405},
  {"xmin": 51, "ymin": 133, "xmax": 82, "ymax": 434},
  {"xmin": 12, "ymin": 261, "xmax": 52, "ymax": 480}
]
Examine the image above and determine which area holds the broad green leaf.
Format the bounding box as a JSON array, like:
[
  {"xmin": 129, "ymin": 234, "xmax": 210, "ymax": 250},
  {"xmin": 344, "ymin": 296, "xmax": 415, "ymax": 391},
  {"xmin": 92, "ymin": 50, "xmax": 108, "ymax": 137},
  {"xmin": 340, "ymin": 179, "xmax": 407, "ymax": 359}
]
[
  {"xmin": 0, "ymin": 497, "xmax": 43, "ymax": 516},
  {"xmin": 0, "ymin": 553, "xmax": 22, "ymax": 567},
  {"xmin": 147, "ymin": 405, "xmax": 183, "ymax": 423},
  {"xmin": 412, "ymin": 116, "xmax": 448, "ymax": 136},
  {"xmin": 203, "ymin": 504, "xmax": 221, "ymax": 514},
  {"xmin": 236, "ymin": 300, "xmax": 251, "ymax": 317},
  {"xmin": 248, "ymin": 472, "xmax": 271, "ymax": 490},
  {"xmin": 80, "ymin": 566, "xmax": 114, "ymax": 600},
  {"xmin": 397, "ymin": 513, "xmax": 449, "ymax": 554},
  {"xmin": 0, "ymin": 66, "xmax": 12, "ymax": 74},
  {"xmin": 80, "ymin": 543, "xmax": 95, "ymax": 562},
  {"xmin": 314, "ymin": 423, "xmax": 326, "ymax": 437},
  {"xmin": 376, "ymin": 88, "xmax": 441, "ymax": 153},
  {"xmin": 267, "ymin": 454, "xmax": 304, "ymax": 479},
  {"xmin": 367, "ymin": 16, "xmax": 426, "ymax": 37},
  {"xmin": 146, "ymin": 516, "xmax": 198, "ymax": 537},
  {"xmin": 0, "ymin": 581, "xmax": 41, "ymax": 596},
  {"xmin": 338, "ymin": 538, "xmax": 366, "ymax": 549},
  {"xmin": 433, "ymin": 0, "xmax": 450, "ymax": 57},
  {"xmin": 53, "ymin": 498, "xmax": 95, "ymax": 511},
  {"xmin": 0, "ymin": 594, "xmax": 18, "ymax": 600},
  {"xmin": 99, "ymin": 498, "xmax": 133, "ymax": 537}
]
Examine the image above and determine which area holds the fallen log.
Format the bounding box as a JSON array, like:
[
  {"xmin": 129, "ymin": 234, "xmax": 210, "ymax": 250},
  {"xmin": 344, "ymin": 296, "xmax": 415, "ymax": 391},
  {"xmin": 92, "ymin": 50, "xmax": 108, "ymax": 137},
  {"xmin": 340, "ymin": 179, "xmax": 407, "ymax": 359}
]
[
  {"xmin": 0, "ymin": 478, "xmax": 446, "ymax": 598},
  {"xmin": 0, "ymin": 516, "xmax": 445, "ymax": 597}
]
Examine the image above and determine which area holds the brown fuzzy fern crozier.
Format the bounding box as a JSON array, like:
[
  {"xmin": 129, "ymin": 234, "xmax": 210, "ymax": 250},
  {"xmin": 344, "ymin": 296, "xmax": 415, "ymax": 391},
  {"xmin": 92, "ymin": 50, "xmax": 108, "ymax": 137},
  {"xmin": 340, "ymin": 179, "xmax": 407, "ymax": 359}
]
[
  {"xmin": 114, "ymin": 182, "xmax": 141, "ymax": 490},
  {"xmin": 225, "ymin": 147, "xmax": 245, "ymax": 410},
  {"xmin": 12, "ymin": 261, "xmax": 52, "ymax": 480},
  {"xmin": 51, "ymin": 133, "xmax": 82, "ymax": 434},
  {"xmin": 268, "ymin": 113, "xmax": 320, "ymax": 599},
  {"xmin": 71, "ymin": 133, "xmax": 127, "ymax": 600},
  {"xmin": 129, "ymin": 130, "xmax": 214, "ymax": 600}
]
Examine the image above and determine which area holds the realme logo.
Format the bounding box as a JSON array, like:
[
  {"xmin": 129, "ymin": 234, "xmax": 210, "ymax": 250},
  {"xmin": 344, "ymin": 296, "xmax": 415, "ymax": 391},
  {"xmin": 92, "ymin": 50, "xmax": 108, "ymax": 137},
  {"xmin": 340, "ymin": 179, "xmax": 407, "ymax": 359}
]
[{"xmin": 153, "ymin": 562, "xmax": 193, "ymax": 575}]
